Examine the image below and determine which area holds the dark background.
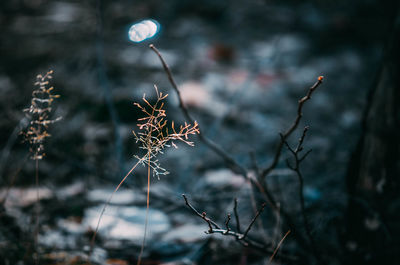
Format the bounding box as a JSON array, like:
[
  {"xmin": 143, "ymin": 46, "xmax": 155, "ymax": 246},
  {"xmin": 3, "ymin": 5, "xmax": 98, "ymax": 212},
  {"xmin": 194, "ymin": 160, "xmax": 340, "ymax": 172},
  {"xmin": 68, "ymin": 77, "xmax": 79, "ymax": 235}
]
[{"xmin": 0, "ymin": 0, "xmax": 398, "ymax": 264}]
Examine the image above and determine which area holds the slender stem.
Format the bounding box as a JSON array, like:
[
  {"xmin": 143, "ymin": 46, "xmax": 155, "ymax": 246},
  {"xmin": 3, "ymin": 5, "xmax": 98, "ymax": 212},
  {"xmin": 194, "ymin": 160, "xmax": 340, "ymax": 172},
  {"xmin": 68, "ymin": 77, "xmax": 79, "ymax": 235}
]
[
  {"xmin": 90, "ymin": 157, "xmax": 144, "ymax": 256},
  {"xmin": 283, "ymin": 127, "xmax": 323, "ymax": 264},
  {"xmin": 137, "ymin": 152, "xmax": 151, "ymax": 265},
  {"xmin": 269, "ymin": 230, "xmax": 291, "ymax": 264},
  {"xmin": 234, "ymin": 198, "xmax": 241, "ymax": 233},
  {"xmin": 34, "ymin": 158, "xmax": 39, "ymax": 265},
  {"xmin": 241, "ymin": 203, "xmax": 266, "ymax": 239},
  {"xmin": 182, "ymin": 194, "xmax": 221, "ymax": 229}
]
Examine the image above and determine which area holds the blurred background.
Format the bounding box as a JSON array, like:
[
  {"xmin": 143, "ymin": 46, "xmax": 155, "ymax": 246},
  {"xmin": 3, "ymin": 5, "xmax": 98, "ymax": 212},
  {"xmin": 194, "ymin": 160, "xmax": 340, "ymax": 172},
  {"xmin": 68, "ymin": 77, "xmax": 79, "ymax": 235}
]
[{"xmin": 0, "ymin": 0, "xmax": 399, "ymax": 264}]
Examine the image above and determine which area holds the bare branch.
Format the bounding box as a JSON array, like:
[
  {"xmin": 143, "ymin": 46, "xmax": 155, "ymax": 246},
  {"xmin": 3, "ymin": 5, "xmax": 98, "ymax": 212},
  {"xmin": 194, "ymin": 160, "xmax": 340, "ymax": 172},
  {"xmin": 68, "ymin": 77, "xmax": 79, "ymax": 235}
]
[
  {"xmin": 182, "ymin": 194, "xmax": 220, "ymax": 229},
  {"xmin": 260, "ymin": 76, "xmax": 324, "ymax": 179},
  {"xmin": 282, "ymin": 126, "xmax": 323, "ymax": 263},
  {"xmin": 269, "ymin": 230, "xmax": 291, "ymax": 264},
  {"xmin": 182, "ymin": 195, "xmax": 298, "ymax": 263},
  {"xmin": 234, "ymin": 198, "xmax": 241, "ymax": 233},
  {"xmin": 241, "ymin": 203, "xmax": 266, "ymax": 239}
]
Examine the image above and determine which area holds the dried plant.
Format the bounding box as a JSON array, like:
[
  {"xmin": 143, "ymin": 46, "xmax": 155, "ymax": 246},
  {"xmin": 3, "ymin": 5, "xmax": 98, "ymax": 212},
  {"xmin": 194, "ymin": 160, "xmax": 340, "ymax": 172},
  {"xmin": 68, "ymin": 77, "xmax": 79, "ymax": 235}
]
[
  {"xmin": 133, "ymin": 85, "xmax": 199, "ymax": 179},
  {"xmin": 21, "ymin": 70, "xmax": 61, "ymax": 160},
  {"xmin": 20, "ymin": 70, "xmax": 60, "ymax": 265},
  {"xmin": 90, "ymin": 85, "xmax": 199, "ymax": 264}
]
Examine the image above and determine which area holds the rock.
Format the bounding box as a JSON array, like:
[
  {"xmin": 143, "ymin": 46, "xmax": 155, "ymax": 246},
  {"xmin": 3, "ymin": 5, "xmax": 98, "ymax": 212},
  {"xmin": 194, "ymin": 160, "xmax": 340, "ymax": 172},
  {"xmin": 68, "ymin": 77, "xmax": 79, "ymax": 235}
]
[
  {"xmin": 83, "ymin": 205, "xmax": 171, "ymax": 241},
  {"xmin": 202, "ymin": 168, "xmax": 245, "ymax": 189},
  {"xmin": 87, "ymin": 188, "xmax": 137, "ymax": 205},
  {"xmin": 0, "ymin": 187, "xmax": 53, "ymax": 207}
]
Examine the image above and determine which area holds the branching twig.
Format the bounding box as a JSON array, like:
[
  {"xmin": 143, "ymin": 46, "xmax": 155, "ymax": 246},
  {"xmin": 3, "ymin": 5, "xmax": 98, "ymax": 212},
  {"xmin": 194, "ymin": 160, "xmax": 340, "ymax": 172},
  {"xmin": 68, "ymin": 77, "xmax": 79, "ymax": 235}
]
[
  {"xmin": 260, "ymin": 76, "xmax": 324, "ymax": 179},
  {"xmin": 182, "ymin": 195, "xmax": 274, "ymax": 252},
  {"xmin": 283, "ymin": 126, "xmax": 323, "ymax": 263}
]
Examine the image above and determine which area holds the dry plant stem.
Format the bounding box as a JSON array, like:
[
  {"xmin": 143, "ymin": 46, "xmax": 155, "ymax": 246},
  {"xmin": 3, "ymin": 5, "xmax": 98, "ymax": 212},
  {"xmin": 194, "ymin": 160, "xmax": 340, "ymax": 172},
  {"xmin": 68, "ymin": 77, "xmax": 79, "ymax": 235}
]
[
  {"xmin": 272, "ymin": 202, "xmax": 282, "ymax": 247},
  {"xmin": 241, "ymin": 203, "xmax": 266, "ymax": 239},
  {"xmin": 183, "ymin": 195, "xmax": 297, "ymax": 263},
  {"xmin": 224, "ymin": 213, "xmax": 231, "ymax": 234},
  {"xmin": 34, "ymin": 158, "xmax": 39, "ymax": 265},
  {"xmin": 182, "ymin": 195, "xmax": 274, "ymax": 252},
  {"xmin": 248, "ymin": 177, "xmax": 267, "ymax": 238},
  {"xmin": 149, "ymin": 44, "xmax": 247, "ymax": 176},
  {"xmin": 260, "ymin": 77, "xmax": 324, "ymax": 179},
  {"xmin": 283, "ymin": 126, "xmax": 322, "ymax": 264},
  {"xmin": 136, "ymin": 151, "xmax": 151, "ymax": 265},
  {"xmin": 20, "ymin": 71, "xmax": 60, "ymax": 265},
  {"xmin": 268, "ymin": 230, "xmax": 291, "ymax": 265},
  {"xmin": 234, "ymin": 198, "xmax": 241, "ymax": 233},
  {"xmin": 90, "ymin": 158, "xmax": 143, "ymax": 254},
  {"xmin": 182, "ymin": 194, "xmax": 221, "ymax": 229}
]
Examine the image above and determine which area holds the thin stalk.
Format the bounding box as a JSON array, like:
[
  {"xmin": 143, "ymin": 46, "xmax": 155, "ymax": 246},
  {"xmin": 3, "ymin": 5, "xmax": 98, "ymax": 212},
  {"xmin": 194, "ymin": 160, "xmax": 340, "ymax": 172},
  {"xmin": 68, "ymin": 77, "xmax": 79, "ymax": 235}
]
[
  {"xmin": 137, "ymin": 152, "xmax": 151, "ymax": 265},
  {"xmin": 34, "ymin": 158, "xmax": 39, "ymax": 265},
  {"xmin": 90, "ymin": 158, "xmax": 144, "ymax": 256},
  {"xmin": 268, "ymin": 230, "xmax": 291, "ymax": 264}
]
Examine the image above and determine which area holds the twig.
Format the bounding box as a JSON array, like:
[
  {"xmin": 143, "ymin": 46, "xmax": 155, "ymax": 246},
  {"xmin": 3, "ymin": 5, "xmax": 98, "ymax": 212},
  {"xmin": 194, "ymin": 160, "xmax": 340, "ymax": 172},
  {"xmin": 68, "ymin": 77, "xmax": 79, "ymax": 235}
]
[
  {"xmin": 137, "ymin": 151, "xmax": 152, "ymax": 265},
  {"xmin": 34, "ymin": 158, "xmax": 39, "ymax": 265},
  {"xmin": 90, "ymin": 158, "xmax": 143, "ymax": 255},
  {"xmin": 260, "ymin": 76, "xmax": 324, "ymax": 179},
  {"xmin": 149, "ymin": 44, "xmax": 247, "ymax": 177},
  {"xmin": 224, "ymin": 213, "xmax": 231, "ymax": 234},
  {"xmin": 234, "ymin": 198, "xmax": 241, "ymax": 233},
  {"xmin": 182, "ymin": 195, "xmax": 297, "ymax": 263},
  {"xmin": 241, "ymin": 203, "xmax": 266, "ymax": 239},
  {"xmin": 282, "ymin": 126, "xmax": 323, "ymax": 264},
  {"xmin": 269, "ymin": 230, "xmax": 291, "ymax": 264},
  {"xmin": 182, "ymin": 194, "xmax": 220, "ymax": 229},
  {"xmin": 183, "ymin": 195, "xmax": 271, "ymax": 248}
]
